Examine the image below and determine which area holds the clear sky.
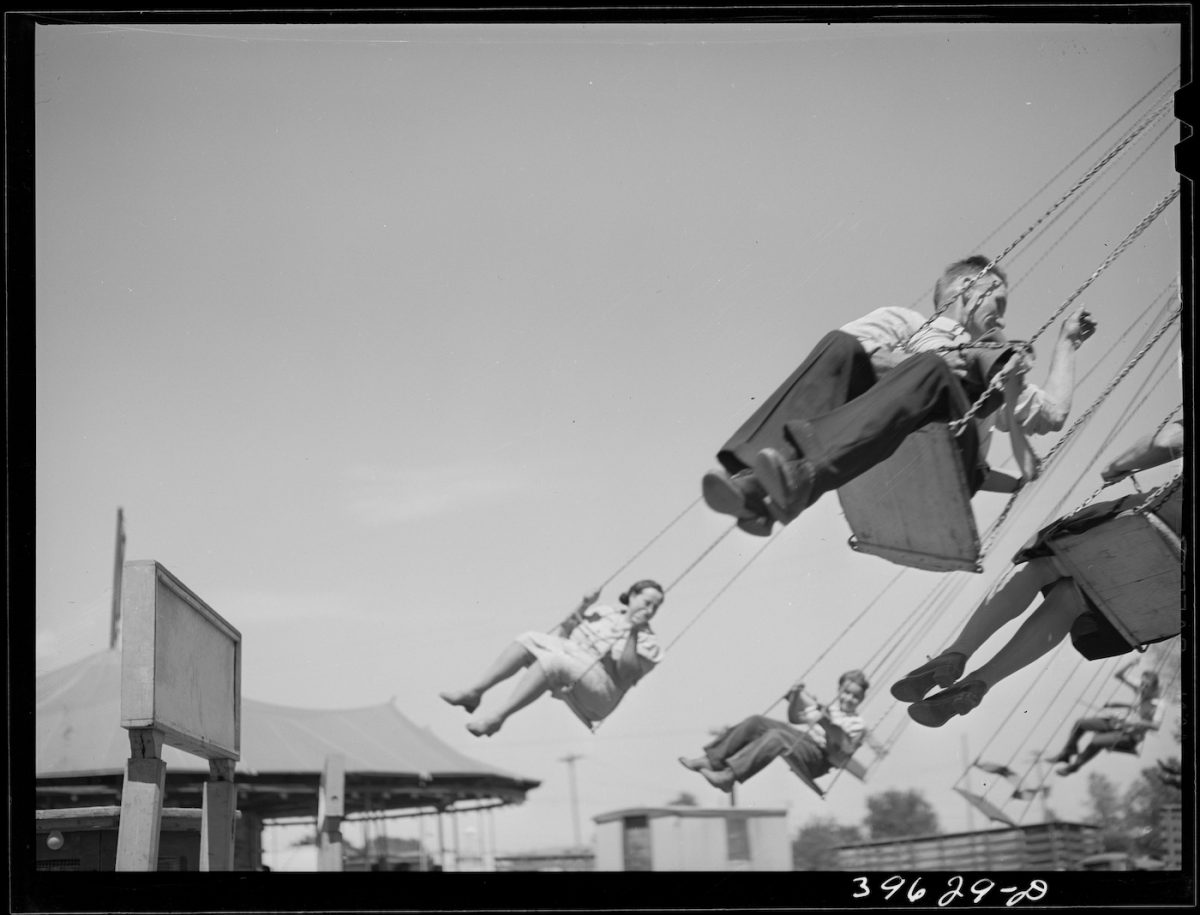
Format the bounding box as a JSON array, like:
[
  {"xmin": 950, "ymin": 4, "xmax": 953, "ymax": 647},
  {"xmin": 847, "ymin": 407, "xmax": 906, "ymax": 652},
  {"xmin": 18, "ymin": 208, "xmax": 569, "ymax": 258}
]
[{"xmin": 33, "ymin": 20, "xmax": 1184, "ymax": 865}]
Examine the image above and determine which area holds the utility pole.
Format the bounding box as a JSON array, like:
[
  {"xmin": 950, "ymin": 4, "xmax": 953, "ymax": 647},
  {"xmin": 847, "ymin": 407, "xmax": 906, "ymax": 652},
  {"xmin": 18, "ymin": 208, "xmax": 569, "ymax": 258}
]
[
  {"xmin": 109, "ymin": 508, "xmax": 126, "ymax": 650},
  {"xmin": 559, "ymin": 753, "xmax": 583, "ymax": 848}
]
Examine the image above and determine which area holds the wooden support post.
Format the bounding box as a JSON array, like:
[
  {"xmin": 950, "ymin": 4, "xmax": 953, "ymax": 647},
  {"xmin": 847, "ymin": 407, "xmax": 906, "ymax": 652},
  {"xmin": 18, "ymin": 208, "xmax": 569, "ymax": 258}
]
[
  {"xmin": 115, "ymin": 728, "xmax": 167, "ymax": 871},
  {"xmin": 200, "ymin": 757, "xmax": 237, "ymax": 871},
  {"xmin": 317, "ymin": 753, "xmax": 346, "ymax": 872}
]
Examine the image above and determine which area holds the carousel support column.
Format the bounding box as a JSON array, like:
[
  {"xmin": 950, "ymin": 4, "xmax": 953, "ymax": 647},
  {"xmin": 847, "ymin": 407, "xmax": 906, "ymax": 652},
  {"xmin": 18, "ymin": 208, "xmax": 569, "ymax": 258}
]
[
  {"xmin": 436, "ymin": 805, "xmax": 447, "ymax": 871},
  {"xmin": 200, "ymin": 757, "xmax": 237, "ymax": 871},
  {"xmin": 317, "ymin": 753, "xmax": 346, "ymax": 871}
]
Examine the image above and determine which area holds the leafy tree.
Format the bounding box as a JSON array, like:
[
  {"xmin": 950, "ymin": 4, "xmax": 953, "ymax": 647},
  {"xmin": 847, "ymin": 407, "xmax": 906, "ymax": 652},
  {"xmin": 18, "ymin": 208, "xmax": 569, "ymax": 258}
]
[
  {"xmin": 1122, "ymin": 761, "xmax": 1183, "ymax": 858},
  {"xmin": 1083, "ymin": 771, "xmax": 1127, "ymax": 852},
  {"xmin": 792, "ymin": 816, "xmax": 863, "ymax": 870},
  {"xmin": 666, "ymin": 791, "xmax": 699, "ymax": 807},
  {"xmin": 863, "ymin": 788, "xmax": 939, "ymax": 840}
]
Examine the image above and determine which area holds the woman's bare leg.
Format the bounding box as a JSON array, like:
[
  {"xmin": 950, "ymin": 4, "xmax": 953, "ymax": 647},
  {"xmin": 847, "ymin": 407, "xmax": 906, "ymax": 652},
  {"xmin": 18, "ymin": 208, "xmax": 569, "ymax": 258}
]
[
  {"xmin": 967, "ymin": 578, "xmax": 1084, "ymax": 689},
  {"xmin": 944, "ymin": 559, "xmax": 1063, "ymax": 660},
  {"xmin": 467, "ymin": 663, "xmax": 552, "ymax": 736},
  {"xmin": 440, "ymin": 642, "xmax": 534, "ymax": 713}
]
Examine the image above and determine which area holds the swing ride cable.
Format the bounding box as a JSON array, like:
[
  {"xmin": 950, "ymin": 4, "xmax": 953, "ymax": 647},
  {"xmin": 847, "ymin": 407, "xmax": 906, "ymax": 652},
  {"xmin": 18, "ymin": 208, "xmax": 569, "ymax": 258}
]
[
  {"xmin": 960, "ymin": 644, "xmax": 1088, "ymax": 807},
  {"xmin": 561, "ymin": 520, "xmax": 742, "ymax": 734},
  {"xmin": 978, "ymin": 463, "xmax": 1181, "ymax": 823},
  {"xmin": 816, "ymin": 324, "xmax": 1179, "ymax": 778},
  {"xmin": 970, "ymin": 70, "xmax": 1178, "ymax": 264},
  {"xmin": 663, "ymin": 528, "xmax": 780, "ymax": 652},
  {"xmin": 582, "ymin": 86, "xmax": 1183, "ymax": 746},
  {"xmin": 595, "ymin": 496, "xmax": 704, "ymax": 591},
  {"xmin": 866, "ymin": 319, "xmax": 1170, "ymax": 713},
  {"xmin": 1008, "ymin": 118, "xmax": 1177, "ymax": 293},
  {"xmin": 1037, "ymin": 306, "xmax": 1183, "ymax": 475},
  {"xmin": 912, "ymin": 95, "xmax": 1177, "ymax": 337},
  {"xmin": 1007, "ymin": 654, "xmax": 1115, "ymax": 822},
  {"xmin": 949, "ymin": 185, "xmax": 1181, "ymax": 435},
  {"xmin": 863, "ymin": 290, "xmax": 1180, "ymax": 751},
  {"xmin": 888, "ymin": 67, "xmax": 1178, "ymax": 319},
  {"xmin": 892, "ymin": 391, "xmax": 1132, "ymax": 778},
  {"xmin": 960, "ymin": 287, "xmax": 1180, "ymax": 554},
  {"xmin": 1014, "ymin": 644, "xmax": 1181, "ymax": 824}
]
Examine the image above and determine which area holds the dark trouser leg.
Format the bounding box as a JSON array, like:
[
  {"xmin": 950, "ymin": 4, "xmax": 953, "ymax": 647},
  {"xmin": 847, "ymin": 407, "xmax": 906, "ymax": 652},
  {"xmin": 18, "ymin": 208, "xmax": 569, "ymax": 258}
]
[
  {"xmin": 717, "ymin": 331, "xmax": 877, "ymax": 475},
  {"xmin": 1059, "ymin": 717, "xmax": 1112, "ymax": 757},
  {"xmin": 703, "ymin": 715, "xmax": 795, "ymax": 783},
  {"xmin": 784, "ymin": 352, "xmax": 982, "ymax": 504}
]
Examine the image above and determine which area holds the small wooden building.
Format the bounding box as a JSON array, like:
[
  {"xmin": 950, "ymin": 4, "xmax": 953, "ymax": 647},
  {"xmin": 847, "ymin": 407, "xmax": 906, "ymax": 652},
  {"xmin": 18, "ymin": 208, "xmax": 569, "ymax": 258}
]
[{"xmin": 592, "ymin": 806, "xmax": 790, "ymax": 871}]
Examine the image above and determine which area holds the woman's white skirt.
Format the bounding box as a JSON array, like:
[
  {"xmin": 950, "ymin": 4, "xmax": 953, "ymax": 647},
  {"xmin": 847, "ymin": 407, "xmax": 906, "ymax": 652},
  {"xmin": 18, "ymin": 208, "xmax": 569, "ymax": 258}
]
[{"xmin": 516, "ymin": 631, "xmax": 622, "ymax": 722}]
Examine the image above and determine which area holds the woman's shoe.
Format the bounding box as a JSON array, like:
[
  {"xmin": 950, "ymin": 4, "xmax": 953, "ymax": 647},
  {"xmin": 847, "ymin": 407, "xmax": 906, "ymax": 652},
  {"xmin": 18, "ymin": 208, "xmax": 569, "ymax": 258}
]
[
  {"xmin": 890, "ymin": 652, "xmax": 968, "ymax": 703},
  {"xmin": 908, "ymin": 678, "xmax": 988, "ymax": 728}
]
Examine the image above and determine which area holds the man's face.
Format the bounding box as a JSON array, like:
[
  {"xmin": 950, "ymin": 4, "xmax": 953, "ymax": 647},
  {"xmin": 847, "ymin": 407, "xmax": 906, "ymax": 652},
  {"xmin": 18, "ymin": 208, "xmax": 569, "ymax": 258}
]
[{"xmin": 964, "ymin": 275, "xmax": 1008, "ymax": 338}]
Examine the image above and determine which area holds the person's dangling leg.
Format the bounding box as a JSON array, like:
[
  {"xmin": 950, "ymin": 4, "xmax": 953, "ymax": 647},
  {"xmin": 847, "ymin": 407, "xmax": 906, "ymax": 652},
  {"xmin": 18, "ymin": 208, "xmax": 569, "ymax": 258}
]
[
  {"xmin": 908, "ymin": 577, "xmax": 1085, "ymax": 728},
  {"xmin": 717, "ymin": 331, "xmax": 876, "ymax": 474},
  {"xmin": 706, "ymin": 331, "xmax": 875, "ymax": 529},
  {"xmin": 440, "ymin": 641, "xmax": 535, "ymax": 713},
  {"xmin": 1056, "ymin": 724, "xmax": 1125, "ymax": 775},
  {"xmin": 892, "ymin": 559, "xmax": 1061, "ymax": 703},
  {"xmin": 466, "ymin": 660, "xmax": 553, "ymax": 737},
  {"xmin": 680, "ymin": 715, "xmax": 788, "ymax": 791},
  {"xmin": 755, "ymin": 353, "xmax": 977, "ymax": 519},
  {"xmin": 1059, "ymin": 740, "xmax": 1104, "ymax": 774},
  {"xmin": 966, "ymin": 577, "xmax": 1085, "ymax": 690},
  {"xmin": 946, "ymin": 560, "xmax": 1064, "ymax": 660},
  {"xmin": 1047, "ymin": 718, "xmax": 1091, "ymax": 763}
]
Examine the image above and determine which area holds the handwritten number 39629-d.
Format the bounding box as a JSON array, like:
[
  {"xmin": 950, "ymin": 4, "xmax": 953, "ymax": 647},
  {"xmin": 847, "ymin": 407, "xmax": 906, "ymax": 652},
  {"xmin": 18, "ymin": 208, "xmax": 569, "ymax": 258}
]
[{"xmin": 851, "ymin": 875, "xmax": 1049, "ymax": 906}]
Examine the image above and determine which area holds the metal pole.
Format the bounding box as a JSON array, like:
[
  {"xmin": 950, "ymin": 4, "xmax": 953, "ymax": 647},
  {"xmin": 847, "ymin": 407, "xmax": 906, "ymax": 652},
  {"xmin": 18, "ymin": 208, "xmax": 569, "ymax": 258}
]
[
  {"xmin": 559, "ymin": 754, "xmax": 583, "ymax": 848},
  {"xmin": 109, "ymin": 508, "xmax": 125, "ymax": 650}
]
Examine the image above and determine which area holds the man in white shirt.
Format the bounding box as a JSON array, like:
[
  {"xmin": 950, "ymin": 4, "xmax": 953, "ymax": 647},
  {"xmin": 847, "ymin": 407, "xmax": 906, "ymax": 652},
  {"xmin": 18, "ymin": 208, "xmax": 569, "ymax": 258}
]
[
  {"xmin": 677, "ymin": 670, "xmax": 875, "ymax": 791},
  {"xmin": 702, "ymin": 256, "xmax": 1096, "ymax": 534}
]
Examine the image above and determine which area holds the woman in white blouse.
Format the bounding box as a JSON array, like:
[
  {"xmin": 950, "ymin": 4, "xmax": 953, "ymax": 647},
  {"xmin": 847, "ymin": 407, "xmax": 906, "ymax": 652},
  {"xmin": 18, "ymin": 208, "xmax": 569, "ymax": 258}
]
[{"xmin": 440, "ymin": 580, "xmax": 665, "ymax": 736}]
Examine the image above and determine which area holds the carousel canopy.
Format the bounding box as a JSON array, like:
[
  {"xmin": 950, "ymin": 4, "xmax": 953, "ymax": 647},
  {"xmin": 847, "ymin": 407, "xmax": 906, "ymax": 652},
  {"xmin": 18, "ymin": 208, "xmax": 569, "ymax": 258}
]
[{"xmin": 37, "ymin": 649, "xmax": 539, "ymax": 817}]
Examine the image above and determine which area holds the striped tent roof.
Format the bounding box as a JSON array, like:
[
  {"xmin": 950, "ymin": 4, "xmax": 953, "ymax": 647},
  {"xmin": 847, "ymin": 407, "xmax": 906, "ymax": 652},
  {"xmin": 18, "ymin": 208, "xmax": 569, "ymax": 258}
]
[{"xmin": 37, "ymin": 649, "xmax": 538, "ymax": 814}]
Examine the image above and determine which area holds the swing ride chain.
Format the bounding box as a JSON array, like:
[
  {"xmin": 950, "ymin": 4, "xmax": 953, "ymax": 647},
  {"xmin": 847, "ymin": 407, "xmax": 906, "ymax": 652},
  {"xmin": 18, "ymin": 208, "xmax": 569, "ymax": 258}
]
[
  {"xmin": 947, "ymin": 186, "xmax": 1181, "ymax": 437},
  {"xmin": 978, "ymin": 306, "xmax": 1179, "ymax": 550},
  {"xmin": 1023, "ymin": 185, "xmax": 1181, "ymax": 346},
  {"xmin": 1038, "ymin": 305, "xmax": 1182, "ymax": 469},
  {"xmin": 1137, "ymin": 472, "xmax": 1183, "ymax": 517},
  {"xmin": 947, "ymin": 341, "xmax": 1036, "ymax": 434},
  {"xmin": 912, "ymin": 95, "xmax": 1176, "ymax": 337}
]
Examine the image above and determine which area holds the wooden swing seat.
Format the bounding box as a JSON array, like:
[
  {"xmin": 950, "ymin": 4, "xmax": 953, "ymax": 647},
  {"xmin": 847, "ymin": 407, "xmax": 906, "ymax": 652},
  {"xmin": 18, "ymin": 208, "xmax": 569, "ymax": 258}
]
[
  {"xmin": 1047, "ymin": 487, "xmax": 1183, "ymax": 648},
  {"xmin": 953, "ymin": 787, "xmax": 1017, "ymax": 827},
  {"xmin": 837, "ymin": 424, "xmax": 983, "ymax": 573}
]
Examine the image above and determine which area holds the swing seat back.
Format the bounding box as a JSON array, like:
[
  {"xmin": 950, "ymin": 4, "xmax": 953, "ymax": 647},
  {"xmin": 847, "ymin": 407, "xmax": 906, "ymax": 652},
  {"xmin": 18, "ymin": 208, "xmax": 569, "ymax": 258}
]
[
  {"xmin": 783, "ymin": 756, "xmax": 826, "ymax": 797},
  {"xmin": 953, "ymin": 787, "xmax": 1017, "ymax": 827},
  {"xmin": 782, "ymin": 752, "xmax": 867, "ymax": 797},
  {"xmin": 1047, "ymin": 488, "xmax": 1182, "ymax": 648},
  {"xmin": 1091, "ymin": 728, "xmax": 1143, "ymax": 756},
  {"xmin": 837, "ymin": 424, "xmax": 983, "ymax": 573}
]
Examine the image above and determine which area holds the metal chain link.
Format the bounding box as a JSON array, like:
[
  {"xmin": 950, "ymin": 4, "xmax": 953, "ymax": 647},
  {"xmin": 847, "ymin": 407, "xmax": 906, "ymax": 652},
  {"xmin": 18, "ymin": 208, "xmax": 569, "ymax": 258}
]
[
  {"xmin": 911, "ymin": 96, "xmax": 1176, "ymax": 340},
  {"xmin": 1038, "ymin": 306, "xmax": 1182, "ymax": 467},
  {"xmin": 1024, "ymin": 186, "xmax": 1181, "ymax": 346},
  {"xmin": 1137, "ymin": 472, "xmax": 1183, "ymax": 516},
  {"xmin": 948, "ymin": 187, "xmax": 1181, "ymax": 436}
]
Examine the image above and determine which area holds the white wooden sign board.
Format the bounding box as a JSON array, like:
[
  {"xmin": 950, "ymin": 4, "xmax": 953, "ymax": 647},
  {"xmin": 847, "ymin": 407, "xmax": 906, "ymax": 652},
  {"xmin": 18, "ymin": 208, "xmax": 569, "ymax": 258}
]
[{"xmin": 120, "ymin": 560, "xmax": 241, "ymax": 760}]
